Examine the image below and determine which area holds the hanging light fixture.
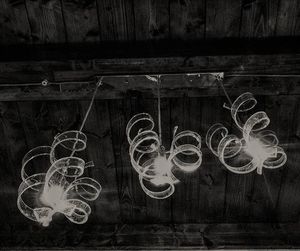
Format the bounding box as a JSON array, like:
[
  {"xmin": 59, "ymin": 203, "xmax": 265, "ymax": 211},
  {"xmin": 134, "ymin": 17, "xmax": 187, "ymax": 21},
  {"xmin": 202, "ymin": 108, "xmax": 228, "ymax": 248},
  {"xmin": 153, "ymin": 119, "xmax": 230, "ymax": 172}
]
[
  {"xmin": 17, "ymin": 78, "xmax": 103, "ymax": 227},
  {"xmin": 126, "ymin": 75, "xmax": 202, "ymax": 199},
  {"xmin": 206, "ymin": 77, "xmax": 287, "ymax": 175}
]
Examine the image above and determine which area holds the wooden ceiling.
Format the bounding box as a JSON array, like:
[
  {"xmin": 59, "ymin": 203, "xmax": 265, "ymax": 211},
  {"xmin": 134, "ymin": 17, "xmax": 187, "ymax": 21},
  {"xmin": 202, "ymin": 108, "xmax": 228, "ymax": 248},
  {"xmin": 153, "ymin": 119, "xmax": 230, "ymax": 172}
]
[
  {"xmin": 0, "ymin": 0, "xmax": 299, "ymax": 44},
  {"xmin": 0, "ymin": 0, "xmax": 300, "ymax": 250}
]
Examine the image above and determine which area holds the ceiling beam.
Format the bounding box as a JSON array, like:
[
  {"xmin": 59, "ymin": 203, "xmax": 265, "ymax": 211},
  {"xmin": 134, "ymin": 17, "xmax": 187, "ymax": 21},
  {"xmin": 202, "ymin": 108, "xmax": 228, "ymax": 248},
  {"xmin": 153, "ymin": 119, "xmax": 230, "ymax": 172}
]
[
  {"xmin": 0, "ymin": 37, "xmax": 300, "ymax": 61},
  {"xmin": 0, "ymin": 38, "xmax": 299, "ymax": 100},
  {"xmin": 0, "ymin": 75, "xmax": 299, "ymax": 101},
  {"xmin": 1, "ymin": 223, "xmax": 300, "ymax": 249}
]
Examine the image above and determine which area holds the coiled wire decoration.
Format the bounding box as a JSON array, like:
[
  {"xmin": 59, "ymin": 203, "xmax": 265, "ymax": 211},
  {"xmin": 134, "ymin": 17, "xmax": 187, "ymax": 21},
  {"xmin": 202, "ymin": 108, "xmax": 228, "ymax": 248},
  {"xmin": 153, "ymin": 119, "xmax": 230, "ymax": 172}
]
[
  {"xmin": 17, "ymin": 79, "xmax": 103, "ymax": 226},
  {"xmin": 206, "ymin": 90, "xmax": 287, "ymax": 175},
  {"xmin": 126, "ymin": 76, "xmax": 202, "ymax": 199}
]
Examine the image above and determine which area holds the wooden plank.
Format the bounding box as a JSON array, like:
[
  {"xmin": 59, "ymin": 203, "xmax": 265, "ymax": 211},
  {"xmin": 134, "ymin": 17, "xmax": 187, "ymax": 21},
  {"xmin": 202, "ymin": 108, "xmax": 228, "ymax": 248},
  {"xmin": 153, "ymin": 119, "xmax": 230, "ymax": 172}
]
[
  {"xmin": 139, "ymin": 94, "xmax": 173, "ymax": 223},
  {"xmin": 169, "ymin": 95, "xmax": 227, "ymax": 223},
  {"xmin": 0, "ymin": 75, "xmax": 299, "ymax": 101},
  {"xmin": 206, "ymin": 0, "xmax": 241, "ymax": 38},
  {"xmin": 0, "ymin": 53, "xmax": 299, "ymax": 88},
  {"xmin": 61, "ymin": 0, "xmax": 100, "ymax": 42},
  {"xmin": 275, "ymin": 96, "xmax": 300, "ymax": 222},
  {"xmin": 24, "ymin": 0, "xmax": 66, "ymax": 43},
  {"xmin": 0, "ymin": 102, "xmax": 29, "ymax": 234},
  {"xmin": 108, "ymin": 98, "xmax": 148, "ymax": 223},
  {"xmin": 170, "ymin": 0, "xmax": 205, "ymax": 39},
  {"xmin": 195, "ymin": 96, "xmax": 228, "ymax": 223},
  {"xmin": 1, "ymin": 223, "xmax": 300, "ymax": 249},
  {"xmin": 96, "ymin": 0, "xmax": 135, "ymax": 41},
  {"xmin": 79, "ymin": 100, "xmax": 121, "ymax": 223},
  {"xmin": 170, "ymin": 96, "xmax": 196, "ymax": 223},
  {"xmin": 0, "ymin": 0, "xmax": 31, "ymax": 44},
  {"xmin": 133, "ymin": 0, "xmax": 169, "ymax": 40},
  {"xmin": 247, "ymin": 95, "xmax": 293, "ymax": 222},
  {"xmin": 276, "ymin": 0, "xmax": 300, "ymax": 36},
  {"xmin": 1, "ymin": 38, "xmax": 300, "ymax": 60},
  {"xmin": 240, "ymin": 0, "xmax": 279, "ymax": 38}
]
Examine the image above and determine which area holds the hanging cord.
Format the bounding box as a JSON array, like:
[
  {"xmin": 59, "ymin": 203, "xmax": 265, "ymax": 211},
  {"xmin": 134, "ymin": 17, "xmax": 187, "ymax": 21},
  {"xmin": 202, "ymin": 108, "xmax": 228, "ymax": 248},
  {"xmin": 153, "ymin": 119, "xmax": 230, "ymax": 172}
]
[
  {"xmin": 217, "ymin": 77, "xmax": 233, "ymax": 109},
  {"xmin": 70, "ymin": 77, "xmax": 103, "ymax": 157},
  {"xmin": 157, "ymin": 75, "xmax": 162, "ymax": 145},
  {"xmin": 78, "ymin": 77, "xmax": 103, "ymax": 132}
]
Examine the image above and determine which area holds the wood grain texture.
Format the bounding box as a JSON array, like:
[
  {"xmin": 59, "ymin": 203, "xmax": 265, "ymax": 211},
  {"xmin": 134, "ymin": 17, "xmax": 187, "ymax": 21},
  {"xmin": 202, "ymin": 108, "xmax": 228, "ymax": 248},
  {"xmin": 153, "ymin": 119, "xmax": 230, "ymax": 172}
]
[
  {"xmin": 79, "ymin": 100, "xmax": 121, "ymax": 223},
  {"xmin": 140, "ymin": 96, "xmax": 173, "ymax": 223},
  {"xmin": 108, "ymin": 98, "xmax": 148, "ymax": 223},
  {"xmin": 96, "ymin": 0, "xmax": 135, "ymax": 41},
  {"xmin": 170, "ymin": 0, "xmax": 205, "ymax": 40},
  {"xmin": 0, "ymin": 0, "xmax": 31, "ymax": 44},
  {"xmin": 0, "ymin": 75, "xmax": 299, "ymax": 101},
  {"xmin": 133, "ymin": 0, "xmax": 170, "ymax": 40},
  {"xmin": 25, "ymin": 0, "xmax": 66, "ymax": 43},
  {"xmin": 240, "ymin": 0, "xmax": 279, "ymax": 38},
  {"xmin": 61, "ymin": 0, "xmax": 100, "ymax": 42},
  {"xmin": 276, "ymin": 0, "xmax": 300, "ymax": 36},
  {"xmin": 206, "ymin": 0, "xmax": 241, "ymax": 38},
  {"xmin": 274, "ymin": 96, "xmax": 300, "ymax": 222},
  {"xmin": 1, "ymin": 223, "xmax": 300, "ymax": 249}
]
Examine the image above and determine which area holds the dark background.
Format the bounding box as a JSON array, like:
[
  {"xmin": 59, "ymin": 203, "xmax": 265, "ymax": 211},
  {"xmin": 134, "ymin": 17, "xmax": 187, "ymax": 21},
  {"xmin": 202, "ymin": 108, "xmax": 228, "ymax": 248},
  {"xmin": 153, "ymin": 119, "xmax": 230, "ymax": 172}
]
[{"xmin": 0, "ymin": 0, "xmax": 299, "ymax": 249}]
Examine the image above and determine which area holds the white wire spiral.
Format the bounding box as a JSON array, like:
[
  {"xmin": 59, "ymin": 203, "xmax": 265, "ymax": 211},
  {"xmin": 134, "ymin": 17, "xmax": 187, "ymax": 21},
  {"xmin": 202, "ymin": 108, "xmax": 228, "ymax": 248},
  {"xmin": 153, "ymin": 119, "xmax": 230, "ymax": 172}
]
[
  {"xmin": 17, "ymin": 131, "xmax": 101, "ymax": 227},
  {"xmin": 18, "ymin": 81, "xmax": 102, "ymax": 227},
  {"xmin": 206, "ymin": 92, "xmax": 287, "ymax": 175},
  {"xmin": 126, "ymin": 113, "xmax": 202, "ymax": 199}
]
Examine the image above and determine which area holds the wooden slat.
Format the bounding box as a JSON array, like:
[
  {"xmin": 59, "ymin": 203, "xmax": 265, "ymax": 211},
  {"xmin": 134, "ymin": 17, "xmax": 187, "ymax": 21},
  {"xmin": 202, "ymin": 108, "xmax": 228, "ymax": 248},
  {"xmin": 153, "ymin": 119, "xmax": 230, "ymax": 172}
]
[
  {"xmin": 61, "ymin": 0, "xmax": 100, "ymax": 42},
  {"xmin": 240, "ymin": 0, "xmax": 279, "ymax": 38},
  {"xmin": 0, "ymin": 75, "xmax": 299, "ymax": 101},
  {"xmin": 0, "ymin": 77, "xmax": 300, "ymax": 101},
  {"xmin": 274, "ymin": 96, "xmax": 300, "ymax": 222},
  {"xmin": 25, "ymin": 0, "xmax": 66, "ymax": 43},
  {"xmin": 170, "ymin": 96, "xmax": 197, "ymax": 223},
  {"xmin": 196, "ymin": 97, "xmax": 228, "ymax": 223},
  {"xmin": 1, "ymin": 223, "xmax": 300, "ymax": 249},
  {"xmin": 1, "ymin": 38, "xmax": 300, "ymax": 60},
  {"xmin": 170, "ymin": 0, "xmax": 205, "ymax": 39},
  {"xmin": 79, "ymin": 100, "xmax": 121, "ymax": 223},
  {"xmin": 96, "ymin": 0, "xmax": 135, "ymax": 41},
  {"xmin": 133, "ymin": 0, "xmax": 169, "ymax": 40},
  {"xmin": 0, "ymin": 102, "xmax": 29, "ymax": 233},
  {"xmin": 206, "ymin": 0, "xmax": 241, "ymax": 38},
  {"xmin": 248, "ymin": 95, "xmax": 292, "ymax": 222},
  {"xmin": 0, "ymin": 0, "xmax": 31, "ymax": 44},
  {"xmin": 140, "ymin": 96, "xmax": 173, "ymax": 223},
  {"xmin": 108, "ymin": 98, "xmax": 148, "ymax": 223},
  {"xmin": 276, "ymin": 0, "xmax": 300, "ymax": 36}
]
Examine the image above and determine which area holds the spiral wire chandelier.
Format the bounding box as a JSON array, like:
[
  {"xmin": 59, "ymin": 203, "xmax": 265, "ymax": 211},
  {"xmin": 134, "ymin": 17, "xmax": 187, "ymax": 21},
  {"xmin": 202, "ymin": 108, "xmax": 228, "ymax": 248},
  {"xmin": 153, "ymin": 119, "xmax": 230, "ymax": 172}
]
[
  {"xmin": 126, "ymin": 75, "xmax": 203, "ymax": 199},
  {"xmin": 17, "ymin": 78, "xmax": 103, "ymax": 227},
  {"xmin": 206, "ymin": 77, "xmax": 287, "ymax": 175}
]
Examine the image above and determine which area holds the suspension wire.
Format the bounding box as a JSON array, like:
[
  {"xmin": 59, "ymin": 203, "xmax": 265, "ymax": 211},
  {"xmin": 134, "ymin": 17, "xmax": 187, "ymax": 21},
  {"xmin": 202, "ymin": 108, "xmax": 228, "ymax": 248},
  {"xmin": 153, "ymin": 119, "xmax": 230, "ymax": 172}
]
[
  {"xmin": 79, "ymin": 77, "xmax": 103, "ymax": 132},
  {"xmin": 217, "ymin": 77, "xmax": 233, "ymax": 108},
  {"xmin": 70, "ymin": 77, "xmax": 103, "ymax": 157},
  {"xmin": 157, "ymin": 75, "xmax": 162, "ymax": 145}
]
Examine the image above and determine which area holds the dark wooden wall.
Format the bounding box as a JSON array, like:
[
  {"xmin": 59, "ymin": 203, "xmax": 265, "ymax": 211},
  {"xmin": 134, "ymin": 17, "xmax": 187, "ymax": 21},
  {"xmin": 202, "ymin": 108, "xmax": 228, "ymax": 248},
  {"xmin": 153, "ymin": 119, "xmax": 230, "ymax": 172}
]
[
  {"xmin": 0, "ymin": 0, "xmax": 300, "ymax": 249},
  {"xmin": 0, "ymin": 92, "xmax": 299, "ymax": 249},
  {"xmin": 0, "ymin": 0, "xmax": 299, "ymax": 45}
]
